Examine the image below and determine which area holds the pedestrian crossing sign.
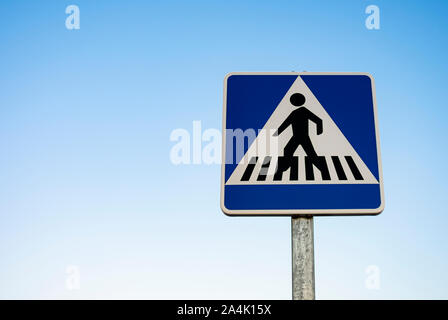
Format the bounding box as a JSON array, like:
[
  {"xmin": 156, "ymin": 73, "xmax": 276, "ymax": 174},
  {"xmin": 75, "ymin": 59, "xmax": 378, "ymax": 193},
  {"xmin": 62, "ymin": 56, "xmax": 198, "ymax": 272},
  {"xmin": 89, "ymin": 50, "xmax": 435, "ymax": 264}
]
[{"xmin": 221, "ymin": 72, "xmax": 384, "ymax": 215}]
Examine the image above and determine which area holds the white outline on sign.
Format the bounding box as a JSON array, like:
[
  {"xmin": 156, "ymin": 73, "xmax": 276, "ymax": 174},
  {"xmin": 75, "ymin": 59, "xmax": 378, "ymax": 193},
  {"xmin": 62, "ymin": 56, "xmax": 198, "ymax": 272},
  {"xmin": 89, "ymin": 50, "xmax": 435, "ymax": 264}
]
[{"xmin": 220, "ymin": 72, "xmax": 385, "ymax": 216}]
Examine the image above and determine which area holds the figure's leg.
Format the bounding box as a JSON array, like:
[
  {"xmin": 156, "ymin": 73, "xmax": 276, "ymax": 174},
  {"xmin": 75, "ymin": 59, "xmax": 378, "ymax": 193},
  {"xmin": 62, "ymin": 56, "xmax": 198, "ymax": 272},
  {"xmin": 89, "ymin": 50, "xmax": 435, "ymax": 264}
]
[
  {"xmin": 302, "ymin": 137, "xmax": 330, "ymax": 180},
  {"xmin": 300, "ymin": 137, "xmax": 318, "ymax": 159},
  {"xmin": 283, "ymin": 138, "xmax": 300, "ymax": 157},
  {"xmin": 274, "ymin": 156, "xmax": 298, "ymax": 181}
]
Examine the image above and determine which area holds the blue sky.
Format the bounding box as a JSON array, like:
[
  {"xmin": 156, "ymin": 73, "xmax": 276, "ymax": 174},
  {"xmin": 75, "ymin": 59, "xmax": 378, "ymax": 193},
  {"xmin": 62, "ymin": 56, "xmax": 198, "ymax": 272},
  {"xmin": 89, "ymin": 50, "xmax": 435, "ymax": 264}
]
[{"xmin": 0, "ymin": 0, "xmax": 447, "ymax": 299}]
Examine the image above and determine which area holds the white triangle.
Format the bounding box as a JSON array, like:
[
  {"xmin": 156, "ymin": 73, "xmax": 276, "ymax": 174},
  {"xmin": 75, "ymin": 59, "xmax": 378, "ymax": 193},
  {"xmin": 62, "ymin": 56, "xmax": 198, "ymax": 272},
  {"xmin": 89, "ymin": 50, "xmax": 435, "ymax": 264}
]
[{"xmin": 226, "ymin": 76, "xmax": 379, "ymax": 185}]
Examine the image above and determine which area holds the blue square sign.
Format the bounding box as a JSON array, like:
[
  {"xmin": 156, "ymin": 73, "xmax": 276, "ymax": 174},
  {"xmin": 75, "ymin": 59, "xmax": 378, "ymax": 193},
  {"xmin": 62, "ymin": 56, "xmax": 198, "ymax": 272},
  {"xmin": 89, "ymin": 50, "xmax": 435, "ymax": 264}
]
[{"xmin": 221, "ymin": 72, "xmax": 384, "ymax": 215}]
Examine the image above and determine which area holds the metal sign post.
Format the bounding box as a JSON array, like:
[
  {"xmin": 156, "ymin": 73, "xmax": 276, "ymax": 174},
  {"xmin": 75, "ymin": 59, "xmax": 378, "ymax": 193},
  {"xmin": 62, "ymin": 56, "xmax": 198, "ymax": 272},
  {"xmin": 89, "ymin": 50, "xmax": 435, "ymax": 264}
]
[{"xmin": 291, "ymin": 216, "xmax": 315, "ymax": 300}]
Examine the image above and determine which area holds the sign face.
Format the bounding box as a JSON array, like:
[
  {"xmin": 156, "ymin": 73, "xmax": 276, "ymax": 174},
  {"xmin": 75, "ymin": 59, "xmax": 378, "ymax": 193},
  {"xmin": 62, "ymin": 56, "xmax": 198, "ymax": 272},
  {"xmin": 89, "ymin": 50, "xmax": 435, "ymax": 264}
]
[{"xmin": 221, "ymin": 72, "xmax": 384, "ymax": 216}]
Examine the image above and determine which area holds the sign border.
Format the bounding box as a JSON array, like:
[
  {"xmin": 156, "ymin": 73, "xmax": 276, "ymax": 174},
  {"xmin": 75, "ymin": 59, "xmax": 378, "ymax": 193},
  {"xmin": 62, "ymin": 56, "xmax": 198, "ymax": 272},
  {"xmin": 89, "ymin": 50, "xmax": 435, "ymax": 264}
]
[{"xmin": 220, "ymin": 72, "xmax": 385, "ymax": 216}]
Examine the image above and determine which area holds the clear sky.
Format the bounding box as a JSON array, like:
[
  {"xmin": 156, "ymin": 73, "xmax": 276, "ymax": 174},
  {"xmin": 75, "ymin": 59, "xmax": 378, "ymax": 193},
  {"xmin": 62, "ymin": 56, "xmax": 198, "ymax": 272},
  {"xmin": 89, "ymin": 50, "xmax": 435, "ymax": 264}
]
[{"xmin": 0, "ymin": 0, "xmax": 447, "ymax": 299}]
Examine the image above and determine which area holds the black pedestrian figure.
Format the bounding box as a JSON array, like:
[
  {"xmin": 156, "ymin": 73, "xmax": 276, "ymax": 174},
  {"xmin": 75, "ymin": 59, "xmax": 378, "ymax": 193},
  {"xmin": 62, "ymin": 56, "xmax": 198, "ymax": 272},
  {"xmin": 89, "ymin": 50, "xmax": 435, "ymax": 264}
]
[{"xmin": 274, "ymin": 93, "xmax": 323, "ymax": 159}]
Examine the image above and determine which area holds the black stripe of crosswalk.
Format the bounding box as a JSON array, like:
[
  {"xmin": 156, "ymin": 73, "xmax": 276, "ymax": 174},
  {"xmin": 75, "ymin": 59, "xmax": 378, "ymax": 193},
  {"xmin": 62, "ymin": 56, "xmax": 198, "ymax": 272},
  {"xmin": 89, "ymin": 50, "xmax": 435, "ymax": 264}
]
[
  {"xmin": 331, "ymin": 156, "xmax": 348, "ymax": 180},
  {"xmin": 345, "ymin": 156, "xmax": 363, "ymax": 180},
  {"xmin": 257, "ymin": 156, "xmax": 272, "ymax": 181},
  {"xmin": 240, "ymin": 156, "xmax": 365, "ymax": 182},
  {"xmin": 241, "ymin": 157, "xmax": 258, "ymax": 181},
  {"xmin": 305, "ymin": 156, "xmax": 331, "ymax": 181}
]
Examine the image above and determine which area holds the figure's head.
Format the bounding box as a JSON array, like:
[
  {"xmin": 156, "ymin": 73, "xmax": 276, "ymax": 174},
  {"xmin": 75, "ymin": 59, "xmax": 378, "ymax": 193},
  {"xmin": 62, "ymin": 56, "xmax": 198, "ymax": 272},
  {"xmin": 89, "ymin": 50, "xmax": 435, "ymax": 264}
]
[{"xmin": 290, "ymin": 93, "xmax": 305, "ymax": 107}]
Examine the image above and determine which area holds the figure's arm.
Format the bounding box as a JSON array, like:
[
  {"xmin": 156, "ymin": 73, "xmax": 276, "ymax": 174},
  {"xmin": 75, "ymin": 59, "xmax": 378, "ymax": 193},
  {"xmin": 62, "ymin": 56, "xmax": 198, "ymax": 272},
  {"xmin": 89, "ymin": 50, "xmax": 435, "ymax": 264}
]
[
  {"xmin": 306, "ymin": 110, "xmax": 323, "ymax": 135},
  {"xmin": 274, "ymin": 114, "xmax": 293, "ymax": 136}
]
